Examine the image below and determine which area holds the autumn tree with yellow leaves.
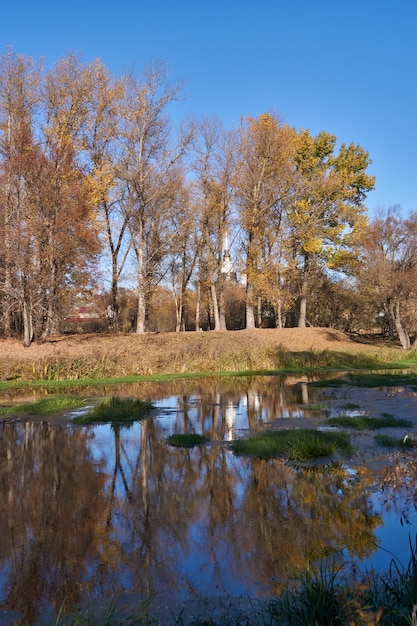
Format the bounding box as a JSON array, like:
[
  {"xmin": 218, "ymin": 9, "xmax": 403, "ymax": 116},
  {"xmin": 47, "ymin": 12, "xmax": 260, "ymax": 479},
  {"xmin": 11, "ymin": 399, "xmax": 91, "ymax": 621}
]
[
  {"xmin": 287, "ymin": 129, "xmax": 375, "ymax": 327},
  {"xmin": 0, "ymin": 51, "xmax": 101, "ymax": 344},
  {"xmin": 234, "ymin": 113, "xmax": 297, "ymax": 329}
]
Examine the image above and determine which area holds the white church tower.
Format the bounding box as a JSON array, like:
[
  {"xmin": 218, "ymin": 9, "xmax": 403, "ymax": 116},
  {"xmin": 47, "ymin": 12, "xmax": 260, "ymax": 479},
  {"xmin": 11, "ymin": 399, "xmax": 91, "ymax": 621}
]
[{"xmin": 220, "ymin": 232, "xmax": 237, "ymax": 282}]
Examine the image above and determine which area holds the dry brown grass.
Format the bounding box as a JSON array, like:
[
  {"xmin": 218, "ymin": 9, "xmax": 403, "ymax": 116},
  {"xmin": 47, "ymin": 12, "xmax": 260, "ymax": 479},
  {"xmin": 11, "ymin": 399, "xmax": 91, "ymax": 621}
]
[{"xmin": 0, "ymin": 328, "xmax": 402, "ymax": 381}]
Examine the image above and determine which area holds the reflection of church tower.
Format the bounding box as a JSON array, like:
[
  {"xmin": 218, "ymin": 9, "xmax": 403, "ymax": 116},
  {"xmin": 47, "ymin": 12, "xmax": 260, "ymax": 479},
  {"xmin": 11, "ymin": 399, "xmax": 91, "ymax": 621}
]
[
  {"xmin": 220, "ymin": 232, "xmax": 237, "ymax": 282},
  {"xmin": 224, "ymin": 401, "xmax": 235, "ymax": 441}
]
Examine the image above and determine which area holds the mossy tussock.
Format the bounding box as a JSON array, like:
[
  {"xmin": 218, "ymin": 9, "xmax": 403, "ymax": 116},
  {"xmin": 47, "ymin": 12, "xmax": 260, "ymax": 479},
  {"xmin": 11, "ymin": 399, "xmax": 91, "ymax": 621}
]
[
  {"xmin": 166, "ymin": 433, "xmax": 208, "ymax": 447},
  {"xmin": 72, "ymin": 396, "xmax": 153, "ymax": 425},
  {"xmin": 231, "ymin": 428, "xmax": 352, "ymax": 461}
]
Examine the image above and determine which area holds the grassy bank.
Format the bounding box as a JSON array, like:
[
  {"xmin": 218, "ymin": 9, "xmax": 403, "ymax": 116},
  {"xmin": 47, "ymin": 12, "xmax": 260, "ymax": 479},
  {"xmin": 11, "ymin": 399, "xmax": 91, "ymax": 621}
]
[{"xmin": 0, "ymin": 329, "xmax": 413, "ymax": 386}]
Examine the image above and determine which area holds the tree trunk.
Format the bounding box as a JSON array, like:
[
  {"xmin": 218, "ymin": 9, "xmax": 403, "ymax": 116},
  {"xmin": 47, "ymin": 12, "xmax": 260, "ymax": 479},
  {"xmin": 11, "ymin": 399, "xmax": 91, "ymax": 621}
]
[
  {"xmin": 298, "ymin": 295, "xmax": 307, "ymax": 328},
  {"xmin": 276, "ymin": 299, "xmax": 283, "ymax": 328},
  {"xmin": 135, "ymin": 225, "xmax": 146, "ymax": 334},
  {"xmin": 257, "ymin": 295, "xmax": 262, "ymax": 328},
  {"xmin": 42, "ymin": 260, "xmax": 59, "ymax": 340},
  {"xmin": 388, "ymin": 298, "xmax": 410, "ymax": 350},
  {"xmin": 3, "ymin": 227, "xmax": 12, "ymax": 338},
  {"xmin": 175, "ymin": 288, "xmax": 184, "ymax": 332},
  {"xmin": 218, "ymin": 279, "xmax": 227, "ymax": 330},
  {"xmin": 22, "ymin": 298, "xmax": 33, "ymax": 347},
  {"xmin": 210, "ymin": 283, "xmax": 221, "ymax": 331},
  {"xmin": 111, "ymin": 254, "xmax": 119, "ymax": 320},
  {"xmin": 245, "ymin": 282, "xmax": 256, "ymax": 329},
  {"xmin": 195, "ymin": 281, "xmax": 201, "ymax": 331},
  {"xmin": 298, "ymin": 255, "xmax": 309, "ymax": 328},
  {"xmin": 136, "ymin": 248, "xmax": 146, "ymax": 334}
]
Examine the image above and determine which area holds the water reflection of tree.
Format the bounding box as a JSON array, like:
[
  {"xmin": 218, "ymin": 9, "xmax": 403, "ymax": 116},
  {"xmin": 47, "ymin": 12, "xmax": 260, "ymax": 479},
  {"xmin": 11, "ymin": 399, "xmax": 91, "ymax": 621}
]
[
  {"xmin": 149, "ymin": 381, "xmax": 319, "ymax": 442},
  {"xmin": 98, "ymin": 420, "xmax": 382, "ymax": 601},
  {"xmin": 236, "ymin": 459, "xmax": 381, "ymax": 586},
  {"xmin": 0, "ymin": 422, "xmax": 108, "ymax": 624},
  {"xmin": 378, "ymin": 454, "xmax": 417, "ymax": 526}
]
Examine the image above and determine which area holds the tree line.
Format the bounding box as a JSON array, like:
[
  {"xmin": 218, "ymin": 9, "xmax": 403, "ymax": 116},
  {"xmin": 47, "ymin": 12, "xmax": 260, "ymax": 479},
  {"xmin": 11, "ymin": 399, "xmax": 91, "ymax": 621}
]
[{"xmin": 0, "ymin": 49, "xmax": 416, "ymax": 348}]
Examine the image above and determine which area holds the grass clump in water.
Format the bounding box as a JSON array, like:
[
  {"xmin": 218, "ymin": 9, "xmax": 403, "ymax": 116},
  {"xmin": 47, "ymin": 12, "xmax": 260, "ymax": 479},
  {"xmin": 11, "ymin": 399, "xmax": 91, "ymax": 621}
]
[
  {"xmin": 231, "ymin": 429, "xmax": 351, "ymax": 461},
  {"xmin": 301, "ymin": 402, "xmax": 326, "ymax": 411},
  {"xmin": 0, "ymin": 395, "xmax": 85, "ymax": 417},
  {"xmin": 72, "ymin": 396, "xmax": 153, "ymax": 425},
  {"xmin": 326, "ymin": 414, "xmax": 412, "ymax": 430},
  {"xmin": 166, "ymin": 433, "xmax": 208, "ymax": 447},
  {"xmin": 340, "ymin": 402, "xmax": 361, "ymax": 410},
  {"xmin": 375, "ymin": 433, "xmax": 417, "ymax": 449}
]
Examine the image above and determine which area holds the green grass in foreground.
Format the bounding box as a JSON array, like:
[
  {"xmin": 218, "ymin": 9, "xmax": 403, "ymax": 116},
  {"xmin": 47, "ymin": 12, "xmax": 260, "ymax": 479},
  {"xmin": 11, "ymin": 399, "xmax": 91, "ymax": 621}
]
[
  {"xmin": 166, "ymin": 433, "xmax": 208, "ymax": 447},
  {"xmin": 326, "ymin": 414, "xmax": 412, "ymax": 430},
  {"xmin": 271, "ymin": 537, "xmax": 417, "ymax": 625},
  {"xmin": 0, "ymin": 395, "xmax": 85, "ymax": 416},
  {"xmin": 72, "ymin": 396, "xmax": 153, "ymax": 425},
  {"xmin": 231, "ymin": 428, "xmax": 351, "ymax": 461}
]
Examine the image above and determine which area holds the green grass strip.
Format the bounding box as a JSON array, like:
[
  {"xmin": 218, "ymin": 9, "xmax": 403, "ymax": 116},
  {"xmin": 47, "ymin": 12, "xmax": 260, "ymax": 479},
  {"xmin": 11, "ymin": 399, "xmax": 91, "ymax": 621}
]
[
  {"xmin": 1, "ymin": 360, "xmax": 417, "ymax": 391},
  {"xmin": 326, "ymin": 415, "xmax": 412, "ymax": 430},
  {"xmin": 0, "ymin": 395, "xmax": 85, "ymax": 416},
  {"xmin": 311, "ymin": 371, "xmax": 417, "ymax": 389}
]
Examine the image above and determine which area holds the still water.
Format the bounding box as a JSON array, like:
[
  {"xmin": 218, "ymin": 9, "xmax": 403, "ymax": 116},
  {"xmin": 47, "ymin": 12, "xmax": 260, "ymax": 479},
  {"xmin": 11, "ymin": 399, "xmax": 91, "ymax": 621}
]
[{"xmin": 0, "ymin": 375, "xmax": 417, "ymax": 624}]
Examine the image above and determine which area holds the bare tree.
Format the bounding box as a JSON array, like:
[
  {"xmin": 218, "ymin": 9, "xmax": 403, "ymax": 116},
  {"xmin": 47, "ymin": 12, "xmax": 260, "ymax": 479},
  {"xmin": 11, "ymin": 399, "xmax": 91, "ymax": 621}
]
[
  {"xmin": 192, "ymin": 118, "xmax": 236, "ymax": 330},
  {"xmin": 0, "ymin": 49, "xmax": 40, "ymax": 341},
  {"xmin": 118, "ymin": 61, "xmax": 194, "ymax": 333},
  {"xmin": 82, "ymin": 62, "xmax": 129, "ymax": 321},
  {"xmin": 356, "ymin": 206, "xmax": 417, "ymax": 349}
]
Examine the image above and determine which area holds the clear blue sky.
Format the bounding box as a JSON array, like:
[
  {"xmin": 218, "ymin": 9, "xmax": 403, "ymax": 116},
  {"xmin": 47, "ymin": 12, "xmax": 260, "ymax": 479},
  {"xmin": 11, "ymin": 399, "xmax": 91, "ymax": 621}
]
[{"xmin": 2, "ymin": 0, "xmax": 416, "ymax": 215}]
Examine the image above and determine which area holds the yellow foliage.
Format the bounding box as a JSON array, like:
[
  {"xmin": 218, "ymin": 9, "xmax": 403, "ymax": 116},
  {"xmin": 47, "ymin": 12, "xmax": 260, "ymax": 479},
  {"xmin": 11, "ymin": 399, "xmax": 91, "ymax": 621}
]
[
  {"xmin": 88, "ymin": 165, "xmax": 116, "ymax": 206},
  {"xmin": 302, "ymin": 237, "xmax": 322, "ymax": 254}
]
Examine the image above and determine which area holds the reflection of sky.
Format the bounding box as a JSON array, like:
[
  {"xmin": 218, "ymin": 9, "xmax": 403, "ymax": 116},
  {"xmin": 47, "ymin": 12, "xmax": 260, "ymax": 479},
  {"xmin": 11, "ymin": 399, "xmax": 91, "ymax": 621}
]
[{"xmin": 353, "ymin": 491, "xmax": 417, "ymax": 574}]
